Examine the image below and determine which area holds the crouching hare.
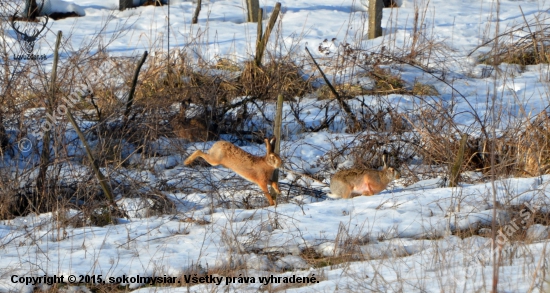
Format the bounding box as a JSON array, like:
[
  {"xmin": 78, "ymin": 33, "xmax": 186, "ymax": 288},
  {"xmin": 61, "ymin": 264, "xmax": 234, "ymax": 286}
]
[
  {"xmin": 184, "ymin": 138, "xmax": 283, "ymax": 206},
  {"xmin": 329, "ymin": 167, "xmax": 400, "ymax": 199}
]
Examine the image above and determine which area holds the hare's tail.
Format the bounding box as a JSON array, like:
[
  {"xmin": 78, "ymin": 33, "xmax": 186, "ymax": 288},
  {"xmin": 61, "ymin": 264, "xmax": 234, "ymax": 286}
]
[{"xmin": 325, "ymin": 192, "xmax": 341, "ymax": 199}]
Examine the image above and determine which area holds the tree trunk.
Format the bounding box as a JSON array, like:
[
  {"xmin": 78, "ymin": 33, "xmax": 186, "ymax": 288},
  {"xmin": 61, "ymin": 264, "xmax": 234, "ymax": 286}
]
[
  {"xmin": 25, "ymin": 0, "xmax": 39, "ymax": 19},
  {"xmin": 368, "ymin": 0, "xmax": 383, "ymax": 39},
  {"xmin": 192, "ymin": 0, "xmax": 201, "ymax": 24}
]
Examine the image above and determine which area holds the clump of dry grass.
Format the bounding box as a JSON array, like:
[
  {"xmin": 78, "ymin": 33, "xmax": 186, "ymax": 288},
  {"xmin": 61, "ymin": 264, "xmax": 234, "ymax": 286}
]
[
  {"xmin": 300, "ymin": 247, "xmax": 345, "ymax": 268},
  {"xmin": 478, "ymin": 37, "xmax": 550, "ymax": 67},
  {"xmin": 316, "ymin": 83, "xmax": 366, "ymax": 100},
  {"xmin": 503, "ymin": 112, "xmax": 550, "ymax": 176},
  {"xmin": 240, "ymin": 60, "xmax": 312, "ymax": 100},
  {"xmin": 355, "ymin": 66, "xmax": 439, "ymax": 97},
  {"xmin": 173, "ymin": 67, "xmax": 240, "ymax": 105},
  {"xmin": 367, "ymin": 66, "xmax": 407, "ymax": 94},
  {"xmin": 125, "ymin": 54, "xmax": 313, "ymax": 142},
  {"xmin": 406, "ymin": 107, "xmax": 550, "ymax": 182},
  {"xmin": 474, "ymin": 16, "xmax": 550, "ymax": 67},
  {"xmin": 348, "ymin": 133, "xmax": 408, "ymax": 169},
  {"xmin": 412, "ymin": 81, "xmax": 439, "ymax": 96},
  {"xmin": 170, "ymin": 116, "xmax": 218, "ymax": 142}
]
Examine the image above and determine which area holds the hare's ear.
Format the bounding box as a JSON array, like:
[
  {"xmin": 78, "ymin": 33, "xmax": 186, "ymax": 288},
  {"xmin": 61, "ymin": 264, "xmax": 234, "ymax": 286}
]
[
  {"xmin": 382, "ymin": 151, "xmax": 388, "ymax": 169},
  {"xmin": 265, "ymin": 138, "xmax": 272, "ymax": 154},
  {"xmin": 269, "ymin": 137, "xmax": 277, "ymax": 152}
]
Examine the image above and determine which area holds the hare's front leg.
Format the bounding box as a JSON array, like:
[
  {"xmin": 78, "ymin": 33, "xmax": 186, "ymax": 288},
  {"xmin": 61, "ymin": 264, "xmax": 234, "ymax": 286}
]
[
  {"xmin": 270, "ymin": 181, "xmax": 281, "ymax": 194},
  {"xmin": 258, "ymin": 180, "xmax": 276, "ymax": 206}
]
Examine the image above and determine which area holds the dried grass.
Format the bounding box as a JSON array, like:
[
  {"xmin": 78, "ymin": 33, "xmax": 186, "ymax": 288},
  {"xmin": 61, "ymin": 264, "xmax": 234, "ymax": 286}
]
[{"xmin": 474, "ymin": 14, "xmax": 550, "ymax": 66}]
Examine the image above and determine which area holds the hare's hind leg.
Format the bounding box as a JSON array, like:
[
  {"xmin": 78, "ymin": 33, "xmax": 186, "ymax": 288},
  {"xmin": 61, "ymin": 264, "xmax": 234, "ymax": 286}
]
[
  {"xmin": 332, "ymin": 181, "xmax": 353, "ymax": 199},
  {"xmin": 330, "ymin": 180, "xmax": 351, "ymax": 199},
  {"xmin": 184, "ymin": 150, "xmax": 222, "ymax": 166},
  {"xmin": 184, "ymin": 150, "xmax": 203, "ymax": 165},
  {"xmin": 361, "ymin": 184, "xmax": 375, "ymax": 196}
]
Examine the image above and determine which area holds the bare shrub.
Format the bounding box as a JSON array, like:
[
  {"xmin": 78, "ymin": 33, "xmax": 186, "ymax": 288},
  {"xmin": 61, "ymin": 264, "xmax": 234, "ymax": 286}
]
[
  {"xmin": 474, "ymin": 13, "xmax": 550, "ymax": 67},
  {"xmin": 500, "ymin": 112, "xmax": 550, "ymax": 177},
  {"xmin": 240, "ymin": 60, "xmax": 312, "ymax": 100},
  {"xmin": 366, "ymin": 66, "xmax": 408, "ymax": 94}
]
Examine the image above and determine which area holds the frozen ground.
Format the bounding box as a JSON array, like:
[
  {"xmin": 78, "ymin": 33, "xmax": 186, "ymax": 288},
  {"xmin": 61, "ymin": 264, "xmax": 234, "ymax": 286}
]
[{"xmin": 1, "ymin": 0, "xmax": 550, "ymax": 292}]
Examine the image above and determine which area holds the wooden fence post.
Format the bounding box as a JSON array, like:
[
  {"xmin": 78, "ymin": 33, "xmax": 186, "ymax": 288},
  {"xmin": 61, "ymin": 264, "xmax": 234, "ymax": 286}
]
[
  {"xmin": 255, "ymin": 2, "xmax": 281, "ymax": 67},
  {"xmin": 368, "ymin": 0, "xmax": 383, "ymax": 39},
  {"xmin": 256, "ymin": 8, "xmax": 263, "ymax": 51},
  {"xmin": 269, "ymin": 94, "xmax": 284, "ymax": 200},
  {"xmin": 247, "ymin": 0, "xmax": 260, "ymax": 22},
  {"xmin": 119, "ymin": 0, "xmax": 133, "ymax": 11},
  {"xmin": 192, "ymin": 0, "xmax": 202, "ymax": 24}
]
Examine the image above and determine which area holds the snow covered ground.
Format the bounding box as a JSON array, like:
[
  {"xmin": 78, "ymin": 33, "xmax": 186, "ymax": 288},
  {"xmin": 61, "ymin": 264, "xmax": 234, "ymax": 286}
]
[{"xmin": 2, "ymin": 0, "xmax": 550, "ymax": 292}]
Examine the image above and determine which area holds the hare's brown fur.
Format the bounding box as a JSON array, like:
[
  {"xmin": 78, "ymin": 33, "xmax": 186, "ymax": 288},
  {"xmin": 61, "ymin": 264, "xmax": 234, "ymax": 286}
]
[
  {"xmin": 330, "ymin": 167, "xmax": 400, "ymax": 199},
  {"xmin": 184, "ymin": 138, "xmax": 282, "ymax": 206}
]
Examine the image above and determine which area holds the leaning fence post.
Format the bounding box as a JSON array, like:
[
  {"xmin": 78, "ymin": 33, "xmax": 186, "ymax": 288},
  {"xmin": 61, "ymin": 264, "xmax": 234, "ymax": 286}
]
[
  {"xmin": 269, "ymin": 94, "xmax": 284, "ymax": 200},
  {"xmin": 368, "ymin": 0, "xmax": 383, "ymax": 39},
  {"xmin": 256, "ymin": 8, "xmax": 264, "ymax": 52},
  {"xmin": 255, "ymin": 2, "xmax": 281, "ymax": 67}
]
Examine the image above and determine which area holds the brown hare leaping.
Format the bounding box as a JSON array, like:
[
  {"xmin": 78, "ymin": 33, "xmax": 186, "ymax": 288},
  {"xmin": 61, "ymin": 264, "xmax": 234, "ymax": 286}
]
[
  {"xmin": 329, "ymin": 167, "xmax": 400, "ymax": 199},
  {"xmin": 184, "ymin": 138, "xmax": 283, "ymax": 206}
]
